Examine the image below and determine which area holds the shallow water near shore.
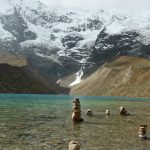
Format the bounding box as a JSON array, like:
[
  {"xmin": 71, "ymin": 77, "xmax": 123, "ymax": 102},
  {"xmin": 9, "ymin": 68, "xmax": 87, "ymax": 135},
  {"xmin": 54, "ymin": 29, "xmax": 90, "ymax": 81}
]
[{"xmin": 0, "ymin": 94, "xmax": 150, "ymax": 150}]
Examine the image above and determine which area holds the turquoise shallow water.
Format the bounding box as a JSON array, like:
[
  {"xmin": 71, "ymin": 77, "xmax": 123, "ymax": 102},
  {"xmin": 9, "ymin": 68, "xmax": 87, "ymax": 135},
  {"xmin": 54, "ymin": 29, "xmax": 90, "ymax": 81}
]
[{"xmin": 0, "ymin": 94, "xmax": 150, "ymax": 150}]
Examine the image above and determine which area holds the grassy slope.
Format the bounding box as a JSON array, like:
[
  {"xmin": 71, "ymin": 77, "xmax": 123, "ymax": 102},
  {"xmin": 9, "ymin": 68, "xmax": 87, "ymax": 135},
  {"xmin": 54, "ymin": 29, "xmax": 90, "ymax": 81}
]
[
  {"xmin": 70, "ymin": 56, "xmax": 150, "ymax": 97},
  {"xmin": 0, "ymin": 64, "xmax": 54, "ymax": 93},
  {"xmin": 0, "ymin": 50, "xmax": 69, "ymax": 94}
]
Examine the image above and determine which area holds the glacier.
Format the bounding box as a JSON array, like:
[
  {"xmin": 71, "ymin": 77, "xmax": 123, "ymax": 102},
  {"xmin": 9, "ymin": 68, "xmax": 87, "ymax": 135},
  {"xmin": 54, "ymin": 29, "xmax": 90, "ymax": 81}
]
[{"xmin": 0, "ymin": 0, "xmax": 150, "ymax": 85}]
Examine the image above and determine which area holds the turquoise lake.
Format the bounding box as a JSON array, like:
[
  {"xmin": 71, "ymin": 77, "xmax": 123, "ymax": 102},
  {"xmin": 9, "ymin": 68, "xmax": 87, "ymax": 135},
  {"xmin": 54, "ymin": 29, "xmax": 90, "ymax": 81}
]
[{"xmin": 0, "ymin": 94, "xmax": 150, "ymax": 150}]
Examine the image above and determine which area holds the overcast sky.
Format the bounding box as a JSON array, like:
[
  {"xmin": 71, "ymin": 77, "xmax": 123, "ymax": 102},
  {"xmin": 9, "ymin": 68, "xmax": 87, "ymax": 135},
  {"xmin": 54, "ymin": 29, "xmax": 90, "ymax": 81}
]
[{"xmin": 40, "ymin": 0, "xmax": 150, "ymax": 10}]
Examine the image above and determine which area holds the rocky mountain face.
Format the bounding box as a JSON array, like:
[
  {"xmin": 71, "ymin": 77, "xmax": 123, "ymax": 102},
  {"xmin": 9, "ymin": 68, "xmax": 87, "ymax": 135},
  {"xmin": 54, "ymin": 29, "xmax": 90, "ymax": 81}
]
[
  {"xmin": 71, "ymin": 56, "xmax": 150, "ymax": 98},
  {"xmin": 0, "ymin": 0, "xmax": 150, "ymax": 90},
  {"xmin": 91, "ymin": 29, "xmax": 140, "ymax": 66}
]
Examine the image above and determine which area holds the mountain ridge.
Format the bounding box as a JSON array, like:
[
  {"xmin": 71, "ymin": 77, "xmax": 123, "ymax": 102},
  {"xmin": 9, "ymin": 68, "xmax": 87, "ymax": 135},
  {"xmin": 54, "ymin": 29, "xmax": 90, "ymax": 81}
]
[
  {"xmin": 0, "ymin": 0, "xmax": 150, "ymax": 95},
  {"xmin": 0, "ymin": 50, "xmax": 69, "ymax": 94},
  {"xmin": 70, "ymin": 56, "xmax": 150, "ymax": 97}
]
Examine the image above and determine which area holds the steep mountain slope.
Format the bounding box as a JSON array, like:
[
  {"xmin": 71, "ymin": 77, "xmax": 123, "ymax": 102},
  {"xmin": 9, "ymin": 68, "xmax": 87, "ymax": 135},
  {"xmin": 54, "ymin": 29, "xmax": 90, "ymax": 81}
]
[
  {"xmin": 70, "ymin": 56, "xmax": 150, "ymax": 97},
  {"xmin": 0, "ymin": 0, "xmax": 150, "ymax": 83},
  {"xmin": 0, "ymin": 50, "xmax": 27, "ymax": 66},
  {"xmin": 0, "ymin": 50, "xmax": 69, "ymax": 93}
]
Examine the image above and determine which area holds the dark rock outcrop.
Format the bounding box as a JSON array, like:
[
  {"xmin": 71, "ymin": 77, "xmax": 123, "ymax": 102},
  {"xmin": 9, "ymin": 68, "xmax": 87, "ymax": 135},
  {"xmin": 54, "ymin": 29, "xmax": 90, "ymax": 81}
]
[
  {"xmin": 89, "ymin": 28, "xmax": 142, "ymax": 67},
  {"xmin": 61, "ymin": 34, "xmax": 84, "ymax": 49}
]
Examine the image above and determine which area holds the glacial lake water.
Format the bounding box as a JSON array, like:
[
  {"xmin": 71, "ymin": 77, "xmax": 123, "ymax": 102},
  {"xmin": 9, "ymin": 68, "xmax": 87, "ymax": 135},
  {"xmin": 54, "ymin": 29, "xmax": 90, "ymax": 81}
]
[{"xmin": 0, "ymin": 94, "xmax": 150, "ymax": 150}]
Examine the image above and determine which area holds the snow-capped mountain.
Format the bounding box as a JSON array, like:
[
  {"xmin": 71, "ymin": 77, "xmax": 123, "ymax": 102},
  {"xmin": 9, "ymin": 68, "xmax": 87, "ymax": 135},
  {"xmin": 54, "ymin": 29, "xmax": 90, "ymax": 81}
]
[{"xmin": 0, "ymin": 0, "xmax": 150, "ymax": 84}]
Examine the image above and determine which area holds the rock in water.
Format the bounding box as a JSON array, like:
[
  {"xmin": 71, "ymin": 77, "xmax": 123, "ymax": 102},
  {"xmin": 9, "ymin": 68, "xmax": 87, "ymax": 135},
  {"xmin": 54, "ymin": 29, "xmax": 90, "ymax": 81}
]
[
  {"xmin": 138, "ymin": 125, "xmax": 148, "ymax": 140},
  {"xmin": 72, "ymin": 98, "xmax": 84, "ymax": 122},
  {"xmin": 68, "ymin": 140, "xmax": 80, "ymax": 150},
  {"xmin": 85, "ymin": 109, "xmax": 93, "ymax": 116},
  {"xmin": 105, "ymin": 109, "xmax": 111, "ymax": 115},
  {"xmin": 119, "ymin": 106, "xmax": 129, "ymax": 116}
]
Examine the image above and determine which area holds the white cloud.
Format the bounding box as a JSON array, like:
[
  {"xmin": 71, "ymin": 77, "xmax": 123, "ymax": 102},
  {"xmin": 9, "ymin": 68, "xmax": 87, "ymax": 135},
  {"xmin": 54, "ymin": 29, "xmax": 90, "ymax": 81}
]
[{"xmin": 40, "ymin": 0, "xmax": 150, "ymax": 10}]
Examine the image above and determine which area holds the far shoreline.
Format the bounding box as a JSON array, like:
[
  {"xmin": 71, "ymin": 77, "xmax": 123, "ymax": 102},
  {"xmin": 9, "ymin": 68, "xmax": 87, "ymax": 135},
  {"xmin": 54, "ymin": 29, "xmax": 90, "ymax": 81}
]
[{"xmin": 0, "ymin": 93, "xmax": 149, "ymax": 100}]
